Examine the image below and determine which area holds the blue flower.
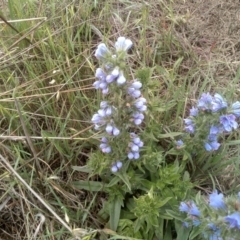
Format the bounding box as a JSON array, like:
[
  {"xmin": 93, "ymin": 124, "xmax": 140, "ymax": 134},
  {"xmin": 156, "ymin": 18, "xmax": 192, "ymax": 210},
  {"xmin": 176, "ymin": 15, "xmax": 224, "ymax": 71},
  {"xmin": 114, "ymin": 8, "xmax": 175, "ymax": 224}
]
[
  {"xmin": 131, "ymin": 112, "xmax": 144, "ymax": 125},
  {"xmin": 219, "ymin": 114, "xmax": 238, "ymax": 132},
  {"xmin": 204, "ymin": 141, "xmax": 220, "ymax": 151},
  {"xmin": 127, "ymin": 133, "xmax": 143, "ymax": 160},
  {"xmin": 111, "ymin": 161, "xmax": 123, "ymax": 172},
  {"xmin": 211, "ymin": 93, "xmax": 228, "ymax": 112},
  {"xmin": 176, "ymin": 140, "xmax": 184, "ymax": 148},
  {"xmin": 95, "ymin": 43, "xmax": 110, "ymax": 60},
  {"xmin": 209, "ymin": 126, "xmax": 222, "ymax": 135},
  {"xmin": 184, "ymin": 123, "xmax": 195, "ymax": 133},
  {"xmin": 190, "ymin": 107, "xmax": 199, "ymax": 116},
  {"xmin": 179, "ymin": 202, "xmax": 189, "ymax": 213},
  {"xmin": 225, "ymin": 212, "xmax": 240, "ymax": 229},
  {"xmin": 184, "ymin": 118, "xmax": 195, "ymax": 133},
  {"xmin": 231, "ymin": 101, "xmax": 240, "ymax": 117},
  {"xmin": 128, "ymin": 80, "xmax": 142, "ymax": 98},
  {"xmin": 105, "ymin": 122, "xmax": 120, "ymax": 136},
  {"xmin": 197, "ymin": 92, "xmax": 213, "ymax": 111},
  {"xmin": 99, "ymin": 137, "xmax": 111, "ymax": 153},
  {"xmin": 116, "ymin": 72, "xmax": 126, "ymax": 85},
  {"xmin": 209, "ymin": 190, "xmax": 225, "ymax": 209},
  {"xmin": 189, "ymin": 202, "xmax": 200, "ymax": 217},
  {"xmin": 106, "ymin": 67, "xmax": 119, "ymax": 83},
  {"xmin": 115, "ymin": 37, "xmax": 133, "ymax": 52},
  {"xmin": 134, "ymin": 97, "xmax": 147, "ymax": 112},
  {"xmin": 192, "ymin": 219, "xmax": 201, "ymax": 226}
]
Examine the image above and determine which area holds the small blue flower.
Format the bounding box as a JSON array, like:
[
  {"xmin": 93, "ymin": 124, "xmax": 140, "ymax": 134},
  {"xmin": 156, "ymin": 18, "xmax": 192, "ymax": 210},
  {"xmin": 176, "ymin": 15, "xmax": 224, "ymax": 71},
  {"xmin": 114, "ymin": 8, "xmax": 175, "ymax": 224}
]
[
  {"xmin": 176, "ymin": 140, "xmax": 184, "ymax": 148},
  {"xmin": 185, "ymin": 124, "xmax": 195, "ymax": 134},
  {"xmin": 219, "ymin": 114, "xmax": 238, "ymax": 132},
  {"xmin": 204, "ymin": 141, "xmax": 221, "ymax": 151},
  {"xmin": 209, "ymin": 126, "xmax": 222, "ymax": 135},
  {"xmin": 131, "ymin": 112, "xmax": 144, "ymax": 125},
  {"xmin": 197, "ymin": 92, "xmax": 213, "ymax": 111},
  {"xmin": 127, "ymin": 133, "xmax": 143, "ymax": 160},
  {"xmin": 225, "ymin": 212, "xmax": 240, "ymax": 229},
  {"xmin": 189, "ymin": 202, "xmax": 200, "ymax": 217},
  {"xmin": 115, "ymin": 37, "xmax": 133, "ymax": 52},
  {"xmin": 111, "ymin": 161, "xmax": 123, "ymax": 172},
  {"xmin": 179, "ymin": 202, "xmax": 189, "ymax": 213},
  {"xmin": 134, "ymin": 97, "xmax": 147, "ymax": 112},
  {"xmin": 95, "ymin": 43, "xmax": 110, "ymax": 60},
  {"xmin": 184, "ymin": 118, "xmax": 195, "ymax": 133},
  {"xmin": 184, "ymin": 118, "xmax": 193, "ymax": 125},
  {"xmin": 105, "ymin": 123, "xmax": 120, "ymax": 136},
  {"xmin": 209, "ymin": 190, "xmax": 225, "ymax": 210},
  {"xmin": 231, "ymin": 101, "xmax": 240, "ymax": 117},
  {"xmin": 211, "ymin": 93, "xmax": 228, "ymax": 112},
  {"xmin": 192, "ymin": 219, "xmax": 201, "ymax": 226},
  {"xmin": 128, "ymin": 80, "xmax": 142, "ymax": 98},
  {"xmin": 116, "ymin": 72, "xmax": 126, "ymax": 85},
  {"xmin": 190, "ymin": 107, "xmax": 199, "ymax": 117},
  {"xmin": 99, "ymin": 137, "xmax": 111, "ymax": 153}
]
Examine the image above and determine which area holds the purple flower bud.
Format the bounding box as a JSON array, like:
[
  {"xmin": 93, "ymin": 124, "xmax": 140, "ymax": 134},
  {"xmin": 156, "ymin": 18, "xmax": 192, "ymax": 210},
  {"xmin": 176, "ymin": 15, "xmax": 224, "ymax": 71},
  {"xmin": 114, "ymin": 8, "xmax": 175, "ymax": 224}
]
[
  {"xmin": 115, "ymin": 37, "xmax": 133, "ymax": 52},
  {"xmin": 111, "ymin": 67, "xmax": 120, "ymax": 77},
  {"xmin": 130, "ymin": 144, "xmax": 139, "ymax": 152},
  {"xmin": 138, "ymin": 105, "xmax": 147, "ymax": 112},
  {"xmin": 106, "ymin": 74, "xmax": 116, "ymax": 83},
  {"xmin": 190, "ymin": 107, "xmax": 198, "ymax": 117},
  {"xmin": 132, "ymin": 81, "xmax": 142, "ymax": 89},
  {"xmin": 105, "ymin": 107, "xmax": 112, "ymax": 116},
  {"xmin": 97, "ymin": 109, "xmax": 106, "ymax": 117},
  {"xmin": 95, "ymin": 68, "xmax": 106, "ymax": 80},
  {"xmin": 95, "ymin": 43, "xmax": 110, "ymax": 60},
  {"xmin": 106, "ymin": 124, "xmax": 113, "ymax": 134},
  {"xmin": 102, "ymin": 88, "xmax": 109, "ymax": 95},
  {"xmin": 117, "ymin": 73, "xmax": 126, "ymax": 85},
  {"xmin": 112, "ymin": 127, "xmax": 120, "ymax": 136},
  {"xmin": 111, "ymin": 165, "xmax": 118, "ymax": 173},
  {"xmin": 116, "ymin": 161, "xmax": 122, "ymax": 169},
  {"xmin": 93, "ymin": 80, "xmax": 100, "ymax": 89},
  {"xmin": 176, "ymin": 140, "xmax": 184, "ymax": 147},
  {"xmin": 101, "ymin": 137, "xmax": 108, "ymax": 143},
  {"xmin": 184, "ymin": 118, "xmax": 193, "ymax": 125},
  {"xmin": 128, "ymin": 152, "xmax": 134, "ymax": 159},
  {"xmin": 232, "ymin": 101, "xmax": 240, "ymax": 117},
  {"xmin": 99, "ymin": 82, "xmax": 108, "ymax": 90},
  {"xmin": 100, "ymin": 101, "xmax": 108, "ymax": 109}
]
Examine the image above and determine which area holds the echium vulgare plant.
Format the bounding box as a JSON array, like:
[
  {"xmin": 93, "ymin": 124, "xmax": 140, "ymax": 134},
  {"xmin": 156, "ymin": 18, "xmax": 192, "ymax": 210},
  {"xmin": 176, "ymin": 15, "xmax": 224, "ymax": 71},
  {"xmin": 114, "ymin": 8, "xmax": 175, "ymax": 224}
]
[
  {"xmin": 179, "ymin": 190, "xmax": 240, "ymax": 239},
  {"xmin": 91, "ymin": 37, "xmax": 147, "ymax": 172},
  {"xmin": 177, "ymin": 93, "xmax": 240, "ymax": 151}
]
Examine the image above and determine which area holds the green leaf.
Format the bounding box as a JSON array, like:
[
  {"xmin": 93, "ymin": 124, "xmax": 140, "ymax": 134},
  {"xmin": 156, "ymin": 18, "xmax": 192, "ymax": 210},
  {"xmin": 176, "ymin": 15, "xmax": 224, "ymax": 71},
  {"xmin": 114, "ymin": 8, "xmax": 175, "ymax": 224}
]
[
  {"xmin": 165, "ymin": 210, "xmax": 183, "ymax": 222},
  {"xmin": 175, "ymin": 220, "xmax": 191, "ymax": 240},
  {"xmin": 163, "ymin": 223, "xmax": 172, "ymax": 240},
  {"xmin": 158, "ymin": 132, "xmax": 182, "ymax": 138},
  {"xmin": 71, "ymin": 165, "xmax": 92, "ymax": 173},
  {"xmin": 189, "ymin": 226, "xmax": 202, "ymax": 239},
  {"xmin": 116, "ymin": 172, "xmax": 131, "ymax": 191},
  {"xmin": 72, "ymin": 180, "xmax": 104, "ymax": 192},
  {"xmin": 109, "ymin": 197, "xmax": 123, "ymax": 231}
]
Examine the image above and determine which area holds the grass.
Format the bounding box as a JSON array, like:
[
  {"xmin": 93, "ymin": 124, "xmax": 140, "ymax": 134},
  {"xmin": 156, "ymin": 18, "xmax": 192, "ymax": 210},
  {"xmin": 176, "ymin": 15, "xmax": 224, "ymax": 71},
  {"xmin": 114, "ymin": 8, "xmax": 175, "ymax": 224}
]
[{"xmin": 1, "ymin": 0, "xmax": 240, "ymax": 239}]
